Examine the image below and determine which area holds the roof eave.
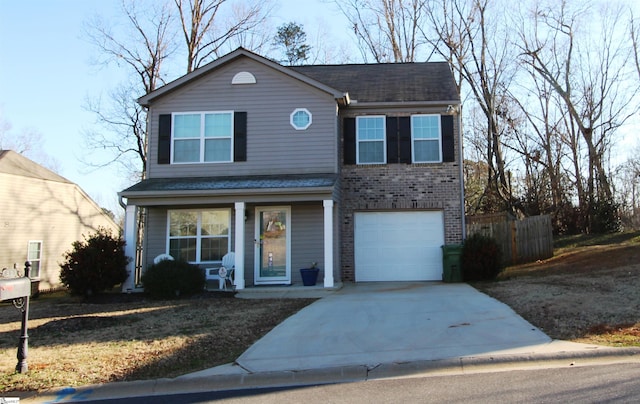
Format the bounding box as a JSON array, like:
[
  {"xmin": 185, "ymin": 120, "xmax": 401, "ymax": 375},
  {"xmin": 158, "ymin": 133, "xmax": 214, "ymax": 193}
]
[
  {"xmin": 346, "ymin": 100, "xmax": 461, "ymax": 109},
  {"xmin": 137, "ymin": 48, "xmax": 347, "ymax": 107},
  {"xmin": 119, "ymin": 185, "xmax": 336, "ymax": 200}
]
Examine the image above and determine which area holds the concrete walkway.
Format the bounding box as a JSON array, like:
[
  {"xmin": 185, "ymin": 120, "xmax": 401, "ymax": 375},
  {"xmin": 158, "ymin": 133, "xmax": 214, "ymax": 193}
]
[{"xmin": 23, "ymin": 282, "xmax": 640, "ymax": 403}]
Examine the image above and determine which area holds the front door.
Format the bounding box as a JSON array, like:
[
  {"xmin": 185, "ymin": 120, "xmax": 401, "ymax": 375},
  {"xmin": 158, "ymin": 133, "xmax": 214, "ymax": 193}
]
[{"xmin": 254, "ymin": 206, "xmax": 291, "ymax": 284}]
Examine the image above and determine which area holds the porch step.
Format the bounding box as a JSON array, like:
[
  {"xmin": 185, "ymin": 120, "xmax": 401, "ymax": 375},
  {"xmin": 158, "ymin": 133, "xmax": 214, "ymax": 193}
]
[{"xmin": 235, "ymin": 282, "xmax": 343, "ymax": 299}]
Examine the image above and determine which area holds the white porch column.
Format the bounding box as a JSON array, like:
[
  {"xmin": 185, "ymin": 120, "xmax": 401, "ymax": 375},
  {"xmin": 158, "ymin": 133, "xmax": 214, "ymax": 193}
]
[
  {"xmin": 122, "ymin": 204, "xmax": 138, "ymax": 292},
  {"xmin": 234, "ymin": 202, "xmax": 246, "ymax": 290},
  {"xmin": 323, "ymin": 200, "xmax": 335, "ymax": 288}
]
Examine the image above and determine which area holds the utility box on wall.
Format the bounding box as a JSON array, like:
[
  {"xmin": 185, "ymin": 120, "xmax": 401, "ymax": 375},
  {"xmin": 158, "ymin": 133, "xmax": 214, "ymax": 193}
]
[{"xmin": 0, "ymin": 277, "xmax": 31, "ymax": 301}]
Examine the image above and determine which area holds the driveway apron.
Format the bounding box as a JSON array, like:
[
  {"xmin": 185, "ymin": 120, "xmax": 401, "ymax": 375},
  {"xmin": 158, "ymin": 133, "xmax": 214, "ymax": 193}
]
[{"xmin": 236, "ymin": 282, "xmax": 552, "ymax": 373}]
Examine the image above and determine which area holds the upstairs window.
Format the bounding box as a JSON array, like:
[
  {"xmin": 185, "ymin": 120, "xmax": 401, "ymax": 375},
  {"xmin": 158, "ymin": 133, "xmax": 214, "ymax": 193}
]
[
  {"xmin": 356, "ymin": 116, "xmax": 386, "ymax": 164},
  {"xmin": 343, "ymin": 114, "xmax": 454, "ymax": 165},
  {"xmin": 411, "ymin": 115, "xmax": 442, "ymax": 163},
  {"xmin": 173, "ymin": 112, "xmax": 233, "ymax": 163}
]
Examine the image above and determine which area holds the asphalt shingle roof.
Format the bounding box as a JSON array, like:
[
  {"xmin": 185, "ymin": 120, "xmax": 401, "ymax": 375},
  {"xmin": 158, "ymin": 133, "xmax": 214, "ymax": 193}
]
[
  {"xmin": 121, "ymin": 174, "xmax": 338, "ymax": 194},
  {"xmin": 0, "ymin": 150, "xmax": 71, "ymax": 183},
  {"xmin": 290, "ymin": 62, "xmax": 459, "ymax": 103}
]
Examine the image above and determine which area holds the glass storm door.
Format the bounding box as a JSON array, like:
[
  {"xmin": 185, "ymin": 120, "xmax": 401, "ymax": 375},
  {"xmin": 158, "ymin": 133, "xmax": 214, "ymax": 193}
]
[{"xmin": 254, "ymin": 207, "xmax": 291, "ymax": 284}]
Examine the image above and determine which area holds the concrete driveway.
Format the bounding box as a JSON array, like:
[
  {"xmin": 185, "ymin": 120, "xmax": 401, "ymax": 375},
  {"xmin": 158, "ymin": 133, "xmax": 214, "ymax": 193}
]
[
  {"xmin": 31, "ymin": 282, "xmax": 626, "ymax": 403},
  {"xmin": 236, "ymin": 282, "xmax": 555, "ymax": 373}
]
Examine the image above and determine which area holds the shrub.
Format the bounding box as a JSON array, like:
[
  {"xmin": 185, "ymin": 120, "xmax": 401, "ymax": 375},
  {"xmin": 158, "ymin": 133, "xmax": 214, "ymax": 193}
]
[
  {"xmin": 141, "ymin": 259, "xmax": 205, "ymax": 299},
  {"xmin": 461, "ymin": 234, "xmax": 503, "ymax": 281},
  {"xmin": 59, "ymin": 227, "xmax": 130, "ymax": 296}
]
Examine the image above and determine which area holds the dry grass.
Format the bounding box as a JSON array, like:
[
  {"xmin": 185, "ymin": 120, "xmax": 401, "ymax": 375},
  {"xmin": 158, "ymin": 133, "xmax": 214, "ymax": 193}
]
[
  {"xmin": 474, "ymin": 231, "xmax": 640, "ymax": 346},
  {"xmin": 0, "ymin": 292, "xmax": 315, "ymax": 393},
  {"xmin": 3, "ymin": 231, "xmax": 640, "ymax": 394}
]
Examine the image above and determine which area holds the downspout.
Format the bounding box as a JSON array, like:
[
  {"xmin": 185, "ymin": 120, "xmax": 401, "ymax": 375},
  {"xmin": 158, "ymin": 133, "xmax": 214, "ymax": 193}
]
[
  {"xmin": 458, "ymin": 105, "xmax": 466, "ymax": 240},
  {"xmin": 118, "ymin": 194, "xmax": 127, "ymax": 210}
]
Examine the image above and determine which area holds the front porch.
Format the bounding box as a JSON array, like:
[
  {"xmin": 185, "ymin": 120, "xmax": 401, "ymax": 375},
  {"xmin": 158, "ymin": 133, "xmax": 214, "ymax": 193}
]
[{"xmin": 119, "ymin": 174, "xmax": 340, "ymax": 293}]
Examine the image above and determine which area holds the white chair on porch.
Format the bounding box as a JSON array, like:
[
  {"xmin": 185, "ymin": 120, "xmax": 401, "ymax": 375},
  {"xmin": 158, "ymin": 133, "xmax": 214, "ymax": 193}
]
[
  {"xmin": 206, "ymin": 252, "xmax": 235, "ymax": 291},
  {"xmin": 153, "ymin": 253, "xmax": 174, "ymax": 265}
]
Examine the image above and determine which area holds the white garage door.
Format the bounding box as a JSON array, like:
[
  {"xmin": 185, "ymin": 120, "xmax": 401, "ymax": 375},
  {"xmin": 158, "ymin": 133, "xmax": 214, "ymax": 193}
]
[{"xmin": 355, "ymin": 211, "xmax": 444, "ymax": 282}]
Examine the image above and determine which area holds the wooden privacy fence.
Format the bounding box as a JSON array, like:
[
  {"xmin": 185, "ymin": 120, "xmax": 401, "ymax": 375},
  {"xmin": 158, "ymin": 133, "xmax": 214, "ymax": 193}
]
[{"xmin": 466, "ymin": 213, "xmax": 553, "ymax": 266}]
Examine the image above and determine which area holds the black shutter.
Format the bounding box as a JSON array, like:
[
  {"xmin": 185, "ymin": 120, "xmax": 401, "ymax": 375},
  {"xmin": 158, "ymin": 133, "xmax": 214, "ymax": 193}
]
[
  {"xmin": 234, "ymin": 112, "xmax": 247, "ymax": 162},
  {"xmin": 343, "ymin": 117, "xmax": 356, "ymax": 165},
  {"xmin": 399, "ymin": 117, "xmax": 412, "ymax": 163},
  {"xmin": 441, "ymin": 115, "xmax": 455, "ymax": 162},
  {"xmin": 158, "ymin": 114, "xmax": 171, "ymax": 164},
  {"xmin": 386, "ymin": 117, "xmax": 399, "ymax": 164}
]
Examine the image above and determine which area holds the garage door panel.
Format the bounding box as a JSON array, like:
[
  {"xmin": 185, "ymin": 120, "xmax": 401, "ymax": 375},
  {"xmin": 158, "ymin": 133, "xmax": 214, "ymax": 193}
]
[{"xmin": 355, "ymin": 211, "xmax": 444, "ymax": 282}]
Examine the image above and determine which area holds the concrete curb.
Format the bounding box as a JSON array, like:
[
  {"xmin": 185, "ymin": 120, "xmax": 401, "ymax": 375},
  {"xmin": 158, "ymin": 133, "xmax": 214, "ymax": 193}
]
[{"xmin": 21, "ymin": 346, "xmax": 640, "ymax": 403}]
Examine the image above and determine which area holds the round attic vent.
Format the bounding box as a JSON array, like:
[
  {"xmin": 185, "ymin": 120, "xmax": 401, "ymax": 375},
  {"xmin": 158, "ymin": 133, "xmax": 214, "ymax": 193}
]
[{"xmin": 232, "ymin": 71, "xmax": 256, "ymax": 85}]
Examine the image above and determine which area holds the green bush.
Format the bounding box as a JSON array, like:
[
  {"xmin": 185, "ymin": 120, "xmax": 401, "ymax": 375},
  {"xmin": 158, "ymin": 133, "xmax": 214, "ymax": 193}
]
[
  {"xmin": 141, "ymin": 259, "xmax": 205, "ymax": 299},
  {"xmin": 59, "ymin": 227, "xmax": 130, "ymax": 296},
  {"xmin": 461, "ymin": 234, "xmax": 503, "ymax": 281}
]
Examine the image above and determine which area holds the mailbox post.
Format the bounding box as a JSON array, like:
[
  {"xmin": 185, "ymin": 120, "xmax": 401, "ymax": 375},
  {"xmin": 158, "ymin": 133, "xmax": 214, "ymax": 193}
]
[{"xmin": 0, "ymin": 261, "xmax": 32, "ymax": 373}]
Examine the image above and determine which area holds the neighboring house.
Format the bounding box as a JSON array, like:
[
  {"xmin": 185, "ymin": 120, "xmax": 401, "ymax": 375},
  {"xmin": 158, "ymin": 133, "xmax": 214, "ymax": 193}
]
[
  {"xmin": 0, "ymin": 150, "xmax": 120, "ymax": 290},
  {"xmin": 119, "ymin": 47, "xmax": 463, "ymax": 291}
]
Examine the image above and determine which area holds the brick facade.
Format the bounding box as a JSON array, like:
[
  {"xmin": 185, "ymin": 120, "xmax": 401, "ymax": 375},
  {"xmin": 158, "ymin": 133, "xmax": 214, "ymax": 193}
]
[{"xmin": 338, "ymin": 118, "xmax": 464, "ymax": 282}]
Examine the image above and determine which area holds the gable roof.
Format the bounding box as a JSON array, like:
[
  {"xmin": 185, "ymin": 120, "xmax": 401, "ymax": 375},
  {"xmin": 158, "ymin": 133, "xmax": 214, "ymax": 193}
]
[
  {"xmin": 290, "ymin": 62, "xmax": 459, "ymax": 104},
  {"xmin": 138, "ymin": 47, "xmax": 460, "ymax": 107},
  {"xmin": 0, "ymin": 150, "xmax": 71, "ymax": 183},
  {"xmin": 138, "ymin": 48, "xmax": 348, "ymax": 107}
]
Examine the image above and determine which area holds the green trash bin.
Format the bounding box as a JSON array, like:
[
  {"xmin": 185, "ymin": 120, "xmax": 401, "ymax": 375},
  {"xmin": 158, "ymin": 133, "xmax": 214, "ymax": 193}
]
[{"xmin": 442, "ymin": 244, "xmax": 463, "ymax": 282}]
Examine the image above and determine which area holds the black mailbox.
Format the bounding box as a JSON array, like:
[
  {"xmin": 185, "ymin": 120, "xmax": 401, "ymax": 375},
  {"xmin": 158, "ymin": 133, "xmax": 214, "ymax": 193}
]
[{"xmin": 0, "ymin": 277, "xmax": 31, "ymax": 301}]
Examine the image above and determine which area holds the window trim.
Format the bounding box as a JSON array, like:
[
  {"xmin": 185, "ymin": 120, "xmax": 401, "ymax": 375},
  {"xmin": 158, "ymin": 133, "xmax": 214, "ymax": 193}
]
[
  {"xmin": 171, "ymin": 111, "xmax": 235, "ymax": 164},
  {"xmin": 27, "ymin": 240, "xmax": 42, "ymax": 278},
  {"xmin": 356, "ymin": 115, "xmax": 387, "ymax": 165},
  {"xmin": 290, "ymin": 108, "xmax": 312, "ymax": 130},
  {"xmin": 411, "ymin": 114, "xmax": 443, "ymax": 163},
  {"xmin": 166, "ymin": 208, "xmax": 231, "ymax": 264}
]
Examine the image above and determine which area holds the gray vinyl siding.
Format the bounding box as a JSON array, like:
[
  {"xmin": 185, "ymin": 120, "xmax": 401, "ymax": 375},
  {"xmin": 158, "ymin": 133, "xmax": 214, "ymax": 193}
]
[
  {"xmin": 242, "ymin": 203, "xmax": 325, "ymax": 286},
  {"xmin": 147, "ymin": 57, "xmax": 339, "ymax": 179},
  {"xmin": 145, "ymin": 203, "xmax": 325, "ymax": 286},
  {"xmin": 144, "ymin": 207, "xmax": 168, "ymax": 267},
  {"xmin": 290, "ymin": 203, "xmax": 324, "ymax": 285}
]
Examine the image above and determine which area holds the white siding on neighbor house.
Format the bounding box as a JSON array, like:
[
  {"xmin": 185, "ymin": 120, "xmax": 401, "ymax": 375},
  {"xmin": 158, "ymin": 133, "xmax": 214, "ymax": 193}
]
[
  {"xmin": 0, "ymin": 174, "xmax": 119, "ymax": 289},
  {"xmin": 147, "ymin": 57, "xmax": 339, "ymax": 179}
]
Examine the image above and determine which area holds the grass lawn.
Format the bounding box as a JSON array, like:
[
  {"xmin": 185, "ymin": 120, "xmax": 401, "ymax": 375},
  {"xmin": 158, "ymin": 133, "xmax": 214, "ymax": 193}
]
[{"xmin": 0, "ymin": 291, "xmax": 315, "ymax": 393}]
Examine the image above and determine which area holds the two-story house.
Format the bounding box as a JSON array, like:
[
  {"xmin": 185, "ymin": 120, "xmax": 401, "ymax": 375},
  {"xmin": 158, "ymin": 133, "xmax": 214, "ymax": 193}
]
[
  {"xmin": 1, "ymin": 150, "xmax": 120, "ymax": 291},
  {"xmin": 119, "ymin": 48, "xmax": 463, "ymax": 292}
]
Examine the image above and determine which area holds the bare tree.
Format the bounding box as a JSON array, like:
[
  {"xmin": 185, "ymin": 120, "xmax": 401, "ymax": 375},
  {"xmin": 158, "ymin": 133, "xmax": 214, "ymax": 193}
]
[
  {"xmin": 505, "ymin": 63, "xmax": 579, "ymax": 231},
  {"xmin": 83, "ymin": 84, "xmax": 148, "ymax": 181},
  {"xmin": 86, "ymin": 0, "xmax": 174, "ymax": 95},
  {"xmin": 0, "ymin": 115, "xmax": 62, "ymax": 173},
  {"xmin": 425, "ymin": 0, "xmax": 518, "ymax": 212},
  {"xmin": 613, "ymin": 148, "xmax": 640, "ymax": 229},
  {"xmin": 630, "ymin": 9, "xmax": 640, "ymax": 81},
  {"xmin": 225, "ymin": 2, "xmax": 273, "ymax": 53},
  {"xmin": 335, "ymin": 0, "xmax": 429, "ymax": 62},
  {"xmin": 83, "ymin": 0, "xmax": 174, "ymax": 178},
  {"xmin": 175, "ymin": 0, "xmax": 272, "ymax": 72},
  {"xmin": 518, "ymin": 0, "xmax": 640, "ymax": 232}
]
